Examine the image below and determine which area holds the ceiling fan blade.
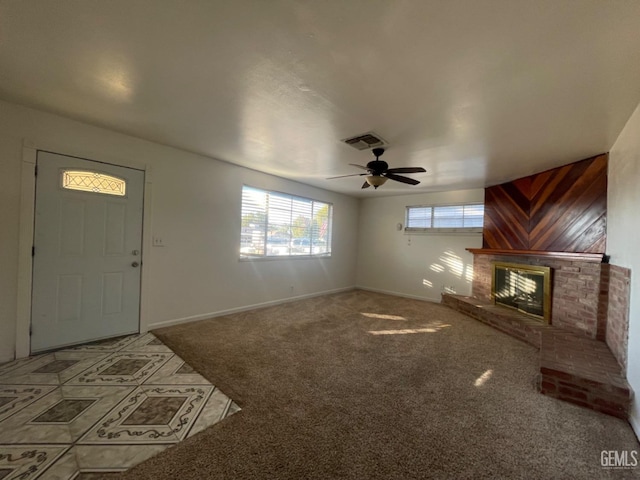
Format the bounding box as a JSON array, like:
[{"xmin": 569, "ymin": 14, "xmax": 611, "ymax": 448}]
[
  {"xmin": 326, "ymin": 173, "xmax": 366, "ymax": 179},
  {"xmin": 386, "ymin": 167, "xmax": 427, "ymax": 174},
  {"xmin": 385, "ymin": 173, "xmax": 420, "ymax": 185},
  {"xmin": 361, "ymin": 180, "xmax": 371, "ymax": 189},
  {"xmin": 348, "ymin": 163, "xmax": 370, "ymax": 171}
]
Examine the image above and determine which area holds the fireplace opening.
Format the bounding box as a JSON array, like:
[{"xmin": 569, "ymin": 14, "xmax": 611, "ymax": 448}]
[{"xmin": 491, "ymin": 262, "xmax": 552, "ymax": 323}]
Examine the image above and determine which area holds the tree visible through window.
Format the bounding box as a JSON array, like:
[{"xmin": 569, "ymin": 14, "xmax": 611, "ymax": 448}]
[{"xmin": 240, "ymin": 186, "xmax": 332, "ymax": 258}]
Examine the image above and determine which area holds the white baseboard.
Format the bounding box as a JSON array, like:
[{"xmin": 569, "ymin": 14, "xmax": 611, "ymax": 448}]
[
  {"xmin": 147, "ymin": 286, "xmax": 356, "ymax": 331},
  {"xmin": 355, "ymin": 285, "xmax": 441, "ymax": 304}
]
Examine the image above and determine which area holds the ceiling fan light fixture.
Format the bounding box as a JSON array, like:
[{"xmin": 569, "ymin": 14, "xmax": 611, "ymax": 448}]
[
  {"xmin": 328, "ymin": 147, "xmax": 425, "ymax": 190},
  {"xmin": 366, "ymin": 175, "xmax": 387, "ymax": 189}
]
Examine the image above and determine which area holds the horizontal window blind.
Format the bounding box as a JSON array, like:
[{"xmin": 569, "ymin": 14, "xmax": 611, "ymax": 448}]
[
  {"xmin": 241, "ymin": 186, "xmax": 332, "ymax": 258},
  {"xmin": 405, "ymin": 203, "xmax": 484, "ymax": 231},
  {"xmin": 407, "ymin": 206, "xmax": 432, "ymax": 228}
]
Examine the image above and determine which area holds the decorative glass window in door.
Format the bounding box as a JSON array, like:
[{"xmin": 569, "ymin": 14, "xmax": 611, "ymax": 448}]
[{"xmin": 61, "ymin": 170, "xmax": 126, "ymax": 196}]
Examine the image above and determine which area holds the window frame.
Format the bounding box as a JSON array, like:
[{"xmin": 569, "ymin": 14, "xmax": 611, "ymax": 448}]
[
  {"xmin": 60, "ymin": 169, "xmax": 127, "ymax": 197},
  {"xmin": 240, "ymin": 185, "xmax": 333, "ymax": 260},
  {"xmin": 404, "ymin": 202, "xmax": 484, "ymax": 234}
]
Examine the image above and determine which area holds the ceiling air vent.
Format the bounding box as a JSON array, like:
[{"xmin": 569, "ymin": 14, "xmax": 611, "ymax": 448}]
[{"xmin": 341, "ymin": 132, "xmax": 387, "ymax": 150}]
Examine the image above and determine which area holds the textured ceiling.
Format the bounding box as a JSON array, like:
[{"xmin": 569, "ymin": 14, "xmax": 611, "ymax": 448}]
[{"xmin": 1, "ymin": 0, "xmax": 640, "ymax": 197}]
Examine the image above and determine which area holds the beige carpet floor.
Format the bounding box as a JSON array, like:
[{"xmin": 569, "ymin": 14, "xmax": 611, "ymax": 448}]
[{"xmin": 115, "ymin": 290, "xmax": 640, "ymax": 480}]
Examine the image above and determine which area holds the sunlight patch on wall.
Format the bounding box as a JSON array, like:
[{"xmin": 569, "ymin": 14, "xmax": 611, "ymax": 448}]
[
  {"xmin": 361, "ymin": 312, "xmax": 407, "ymax": 321},
  {"xmin": 474, "ymin": 369, "xmax": 493, "ymax": 387},
  {"xmin": 440, "ymin": 250, "xmax": 464, "ymax": 277},
  {"xmin": 423, "ymin": 279, "xmax": 433, "ymax": 288},
  {"xmin": 465, "ymin": 264, "xmax": 474, "ymax": 283},
  {"xmin": 430, "ymin": 263, "xmax": 445, "ymax": 273}
]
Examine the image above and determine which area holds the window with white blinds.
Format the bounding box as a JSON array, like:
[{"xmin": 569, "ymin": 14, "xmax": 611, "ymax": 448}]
[
  {"xmin": 240, "ymin": 186, "xmax": 332, "ymax": 258},
  {"xmin": 405, "ymin": 203, "xmax": 484, "ymax": 232}
]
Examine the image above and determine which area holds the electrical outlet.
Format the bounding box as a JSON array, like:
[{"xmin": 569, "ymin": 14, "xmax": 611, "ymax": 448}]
[{"xmin": 152, "ymin": 236, "xmax": 164, "ymax": 247}]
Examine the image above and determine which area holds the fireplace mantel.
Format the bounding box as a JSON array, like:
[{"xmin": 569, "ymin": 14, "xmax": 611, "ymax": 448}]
[{"xmin": 466, "ymin": 248, "xmax": 606, "ymax": 263}]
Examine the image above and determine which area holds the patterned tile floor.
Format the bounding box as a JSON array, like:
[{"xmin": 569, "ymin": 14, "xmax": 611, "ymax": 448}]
[{"xmin": 0, "ymin": 333, "xmax": 240, "ymax": 479}]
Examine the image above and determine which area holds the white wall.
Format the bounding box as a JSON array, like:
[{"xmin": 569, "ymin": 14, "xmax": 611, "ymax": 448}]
[
  {"xmin": 0, "ymin": 99, "xmax": 359, "ymax": 363},
  {"xmin": 0, "ymin": 133, "xmax": 22, "ymax": 362},
  {"xmin": 356, "ymin": 189, "xmax": 483, "ymax": 302},
  {"xmin": 608, "ymin": 100, "xmax": 640, "ymax": 436}
]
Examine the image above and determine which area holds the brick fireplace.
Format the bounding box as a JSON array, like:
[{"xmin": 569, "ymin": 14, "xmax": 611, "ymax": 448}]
[
  {"xmin": 467, "ymin": 153, "xmax": 632, "ymax": 369},
  {"xmin": 440, "ymin": 153, "xmax": 634, "ymax": 418},
  {"xmin": 467, "ymin": 249, "xmax": 631, "ymax": 372},
  {"xmin": 470, "ymin": 250, "xmax": 608, "ymax": 340}
]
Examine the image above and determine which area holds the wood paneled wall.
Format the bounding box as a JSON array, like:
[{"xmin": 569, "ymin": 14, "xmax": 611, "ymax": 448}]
[{"xmin": 483, "ymin": 154, "xmax": 607, "ymax": 253}]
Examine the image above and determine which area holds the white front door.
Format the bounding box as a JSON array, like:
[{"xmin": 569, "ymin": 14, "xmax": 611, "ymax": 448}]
[{"xmin": 31, "ymin": 151, "xmax": 144, "ymax": 353}]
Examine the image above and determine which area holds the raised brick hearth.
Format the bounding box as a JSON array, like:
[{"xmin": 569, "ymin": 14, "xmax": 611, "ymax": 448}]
[
  {"xmin": 442, "ymin": 294, "xmax": 632, "ymax": 419},
  {"xmin": 470, "ymin": 252, "xmax": 608, "ymax": 339},
  {"xmin": 460, "ymin": 155, "xmax": 634, "ymax": 418}
]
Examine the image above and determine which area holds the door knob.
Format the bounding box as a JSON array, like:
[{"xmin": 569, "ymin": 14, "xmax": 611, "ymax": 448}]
[{"xmin": 131, "ymin": 261, "xmax": 140, "ymax": 268}]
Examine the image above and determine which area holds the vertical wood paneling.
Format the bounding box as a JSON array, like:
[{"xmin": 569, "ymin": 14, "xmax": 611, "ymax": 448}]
[{"xmin": 482, "ymin": 154, "xmax": 607, "ymax": 253}]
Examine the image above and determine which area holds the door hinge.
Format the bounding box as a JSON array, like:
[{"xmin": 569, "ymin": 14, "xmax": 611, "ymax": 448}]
[
  {"xmin": 29, "ymin": 325, "xmax": 33, "ymax": 336},
  {"xmin": 32, "ymin": 246, "xmax": 35, "ymax": 257},
  {"xmin": 34, "ymin": 165, "xmax": 38, "ymax": 177}
]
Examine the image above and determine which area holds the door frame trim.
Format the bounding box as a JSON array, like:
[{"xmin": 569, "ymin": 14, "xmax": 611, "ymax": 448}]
[{"xmin": 16, "ymin": 141, "xmax": 153, "ymax": 358}]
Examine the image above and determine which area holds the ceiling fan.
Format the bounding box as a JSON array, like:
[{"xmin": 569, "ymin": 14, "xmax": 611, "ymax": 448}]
[{"xmin": 327, "ymin": 148, "xmax": 426, "ymax": 189}]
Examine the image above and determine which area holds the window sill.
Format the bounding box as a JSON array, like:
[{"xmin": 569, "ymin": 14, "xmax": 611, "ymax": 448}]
[
  {"xmin": 239, "ymin": 254, "xmax": 332, "ymax": 262},
  {"xmin": 404, "ymin": 228, "xmax": 483, "ymax": 235}
]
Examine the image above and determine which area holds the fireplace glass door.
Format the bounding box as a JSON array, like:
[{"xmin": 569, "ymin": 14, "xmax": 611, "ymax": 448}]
[{"xmin": 491, "ymin": 262, "xmax": 551, "ymax": 322}]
